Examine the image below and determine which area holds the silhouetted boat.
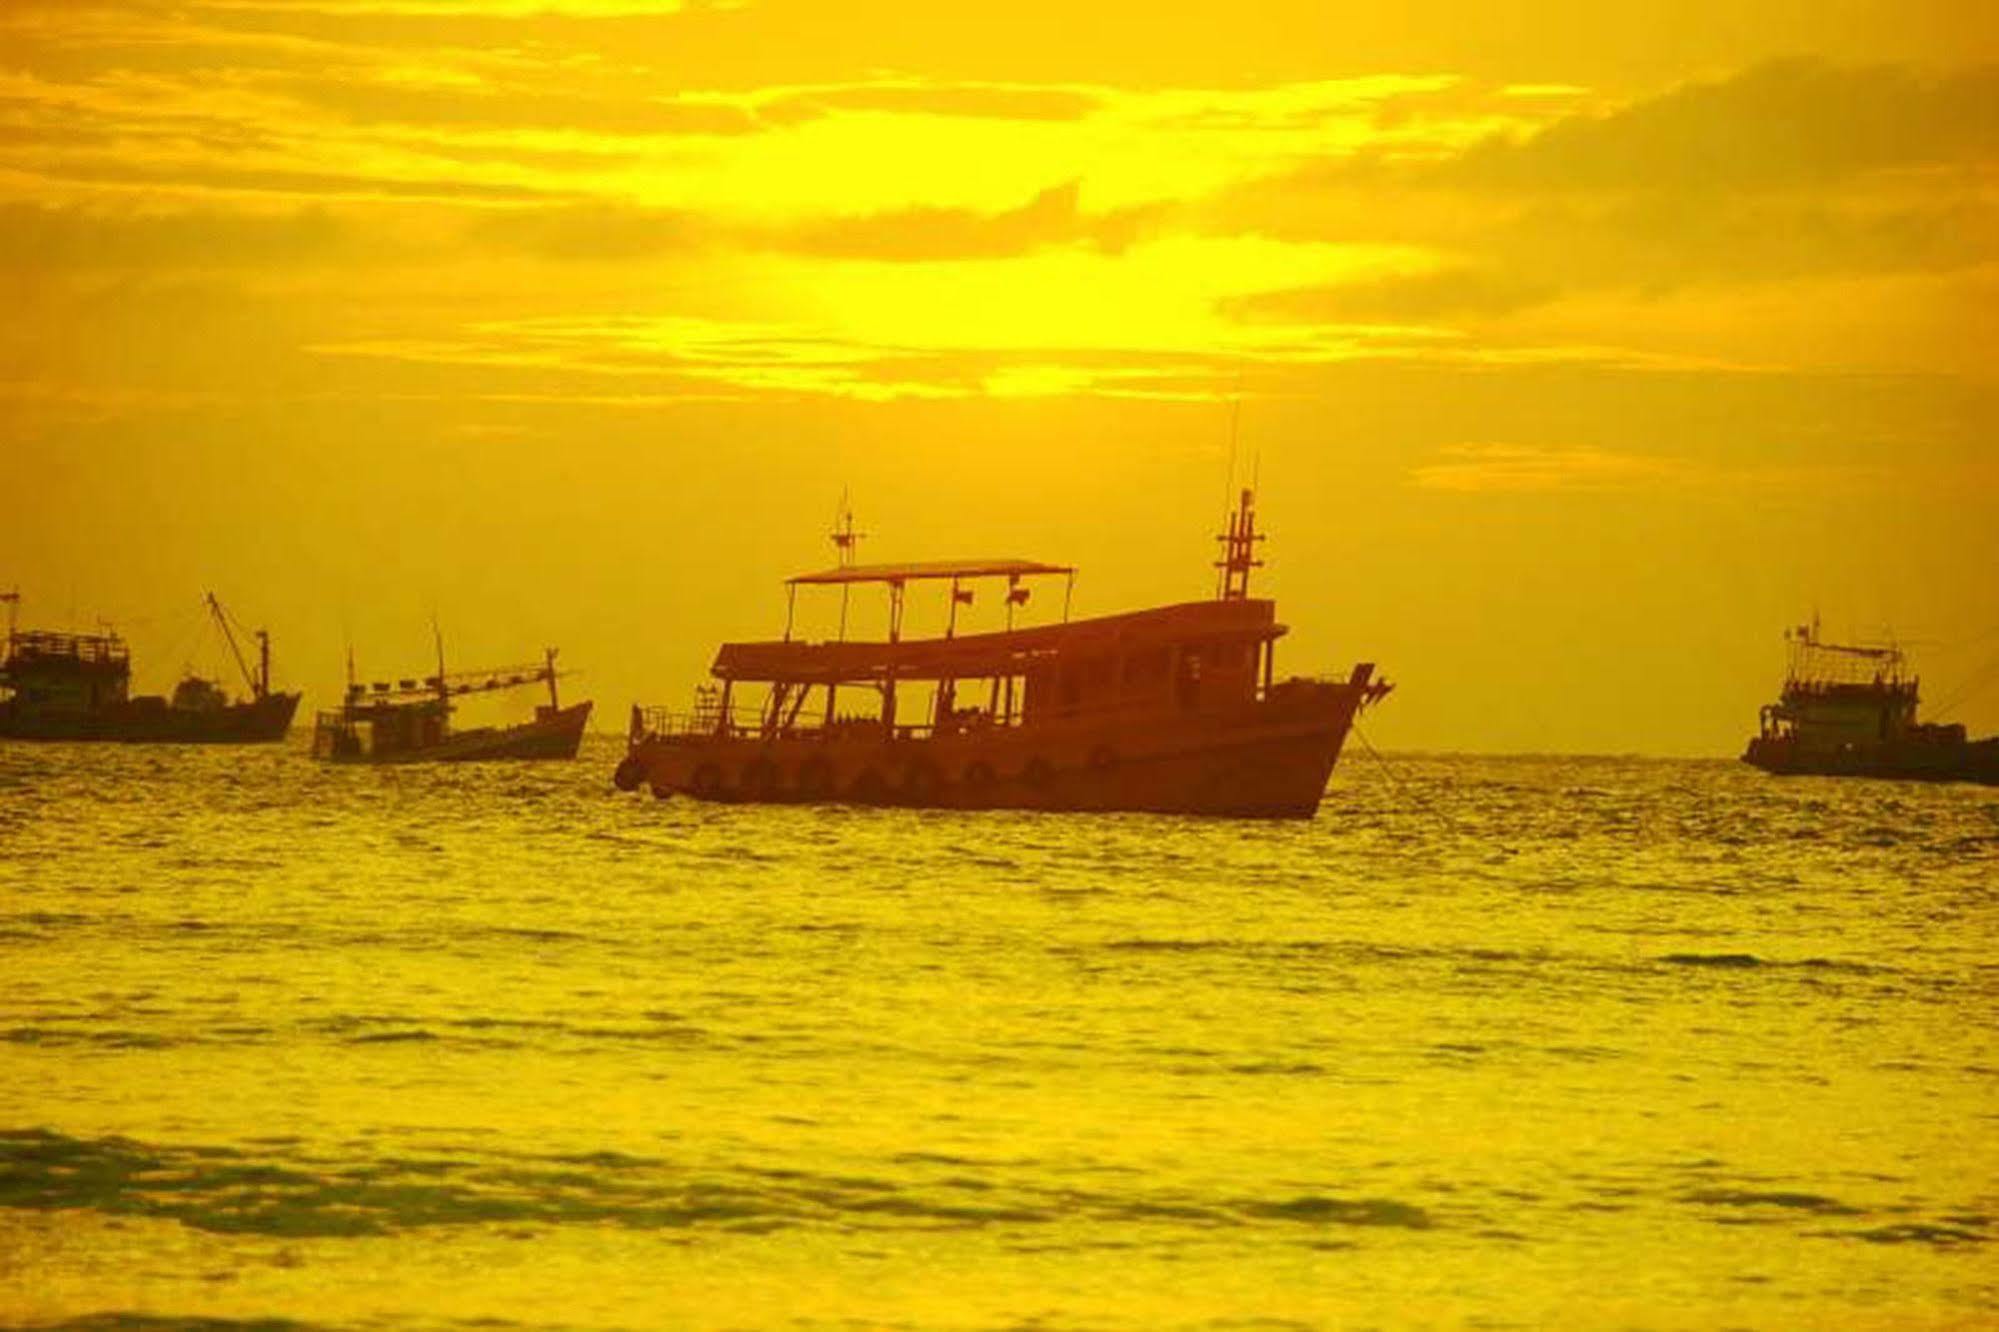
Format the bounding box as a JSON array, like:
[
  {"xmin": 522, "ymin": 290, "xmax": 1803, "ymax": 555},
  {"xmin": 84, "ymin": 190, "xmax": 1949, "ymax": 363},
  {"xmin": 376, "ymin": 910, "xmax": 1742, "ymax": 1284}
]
[
  {"xmin": 313, "ymin": 637, "xmax": 590, "ymax": 764},
  {"xmin": 0, "ymin": 591, "xmax": 300, "ymax": 743},
  {"xmin": 1743, "ymin": 621, "xmax": 1999, "ymax": 784},
  {"xmin": 614, "ymin": 491, "xmax": 1391, "ymax": 817}
]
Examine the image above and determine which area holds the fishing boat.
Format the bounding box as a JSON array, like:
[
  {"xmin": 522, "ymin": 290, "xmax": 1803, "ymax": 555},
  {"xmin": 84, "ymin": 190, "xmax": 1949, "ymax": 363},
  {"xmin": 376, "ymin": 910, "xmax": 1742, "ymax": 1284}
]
[
  {"xmin": 613, "ymin": 491, "xmax": 1391, "ymax": 817},
  {"xmin": 1743, "ymin": 621, "xmax": 1999, "ymax": 784},
  {"xmin": 0, "ymin": 591, "xmax": 300, "ymax": 743},
  {"xmin": 312, "ymin": 637, "xmax": 590, "ymax": 764}
]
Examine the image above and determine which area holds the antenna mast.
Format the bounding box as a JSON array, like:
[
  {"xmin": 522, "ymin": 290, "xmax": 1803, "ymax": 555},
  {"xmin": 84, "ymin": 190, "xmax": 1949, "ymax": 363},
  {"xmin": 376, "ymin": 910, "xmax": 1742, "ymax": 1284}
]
[
  {"xmin": 1214, "ymin": 488, "xmax": 1264, "ymax": 600},
  {"xmin": 831, "ymin": 492, "xmax": 864, "ymax": 642}
]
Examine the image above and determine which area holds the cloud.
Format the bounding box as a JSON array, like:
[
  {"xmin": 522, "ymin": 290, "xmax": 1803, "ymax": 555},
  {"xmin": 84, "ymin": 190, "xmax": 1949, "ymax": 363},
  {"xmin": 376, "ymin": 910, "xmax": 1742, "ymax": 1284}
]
[
  {"xmin": 755, "ymin": 81, "xmax": 1103, "ymax": 125},
  {"xmin": 308, "ymin": 320, "xmax": 1265, "ymax": 403},
  {"xmin": 0, "ymin": 201, "xmax": 348, "ymax": 271},
  {"xmin": 775, "ymin": 180, "xmax": 1165, "ymax": 262},
  {"xmin": 277, "ymin": 77, "xmax": 764, "ymax": 136},
  {"xmin": 28, "ymin": 155, "xmax": 568, "ymax": 202},
  {"xmin": 1223, "ymin": 265, "xmax": 1558, "ymax": 322},
  {"xmin": 468, "ymin": 203, "xmax": 711, "ymax": 259},
  {"xmin": 476, "ymin": 182, "xmax": 1173, "ymax": 264},
  {"xmin": 200, "ymin": 0, "xmax": 713, "ymax": 14},
  {"xmin": 1189, "ymin": 61, "xmax": 1999, "ymax": 326},
  {"xmin": 1447, "ymin": 60, "xmax": 1999, "ymax": 192},
  {"xmin": 1410, "ymin": 443, "xmax": 1688, "ymax": 492}
]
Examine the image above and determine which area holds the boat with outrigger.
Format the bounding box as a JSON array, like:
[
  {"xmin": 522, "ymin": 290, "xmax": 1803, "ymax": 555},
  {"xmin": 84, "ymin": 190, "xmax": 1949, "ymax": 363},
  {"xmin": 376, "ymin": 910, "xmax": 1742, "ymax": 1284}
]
[
  {"xmin": 0, "ymin": 590, "xmax": 300, "ymax": 743},
  {"xmin": 1743, "ymin": 620, "xmax": 1999, "ymax": 784},
  {"xmin": 614, "ymin": 490, "xmax": 1391, "ymax": 817},
  {"xmin": 312, "ymin": 635, "xmax": 590, "ymax": 763}
]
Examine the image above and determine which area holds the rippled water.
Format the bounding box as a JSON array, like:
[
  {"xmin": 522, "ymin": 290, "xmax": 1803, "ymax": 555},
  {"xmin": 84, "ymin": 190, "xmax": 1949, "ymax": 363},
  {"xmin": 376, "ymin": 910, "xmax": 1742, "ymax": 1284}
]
[{"xmin": 2, "ymin": 738, "xmax": 1995, "ymax": 1329}]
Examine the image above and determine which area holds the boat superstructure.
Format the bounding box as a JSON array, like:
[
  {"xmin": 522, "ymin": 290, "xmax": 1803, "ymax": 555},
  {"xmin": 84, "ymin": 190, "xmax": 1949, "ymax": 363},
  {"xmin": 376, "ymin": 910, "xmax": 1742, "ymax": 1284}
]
[
  {"xmin": 0, "ymin": 591, "xmax": 299, "ymax": 743},
  {"xmin": 313, "ymin": 637, "xmax": 590, "ymax": 763},
  {"xmin": 1743, "ymin": 621, "xmax": 1999, "ymax": 783},
  {"xmin": 614, "ymin": 491, "xmax": 1391, "ymax": 817}
]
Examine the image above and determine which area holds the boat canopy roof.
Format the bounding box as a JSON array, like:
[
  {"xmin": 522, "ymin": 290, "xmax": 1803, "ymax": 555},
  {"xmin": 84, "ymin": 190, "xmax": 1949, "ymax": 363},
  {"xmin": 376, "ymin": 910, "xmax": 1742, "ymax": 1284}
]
[
  {"xmin": 788, "ymin": 558, "xmax": 1073, "ymax": 587},
  {"xmin": 715, "ymin": 598, "xmax": 1280, "ymax": 684}
]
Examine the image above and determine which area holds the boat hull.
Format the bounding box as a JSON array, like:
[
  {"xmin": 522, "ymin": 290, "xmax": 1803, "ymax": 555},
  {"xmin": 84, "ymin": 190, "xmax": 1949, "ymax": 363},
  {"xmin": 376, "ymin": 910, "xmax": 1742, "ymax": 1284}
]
[
  {"xmin": 0, "ymin": 691, "xmax": 300, "ymax": 744},
  {"xmin": 1743, "ymin": 734, "xmax": 1999, "ymax": 785},
  {"xmin": 319, "ymin": 701, "xmax": 592, "ymax": 764},
  {"xmin": 619, "ymin": 679, "xmax": 1371, "ymax": 818}
]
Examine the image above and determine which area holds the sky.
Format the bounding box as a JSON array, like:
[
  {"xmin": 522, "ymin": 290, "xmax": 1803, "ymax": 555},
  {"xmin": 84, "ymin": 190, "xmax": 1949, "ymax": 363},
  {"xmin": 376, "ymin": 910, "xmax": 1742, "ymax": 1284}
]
[{"xmin": 3, "ymin": 0, "xmax": 1996, "ymax": 754}]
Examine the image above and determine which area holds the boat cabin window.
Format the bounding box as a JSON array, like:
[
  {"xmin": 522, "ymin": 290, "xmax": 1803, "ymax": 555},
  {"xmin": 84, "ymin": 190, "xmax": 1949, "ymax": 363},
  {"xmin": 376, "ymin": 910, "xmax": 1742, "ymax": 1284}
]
[
  {"xmin": 1121, "ymin": 646, "xmax": 1172, "ymax": 696},
  {"xmin": 1174, "ymin": 637, "xmax": 1260, "ymax": 711}
]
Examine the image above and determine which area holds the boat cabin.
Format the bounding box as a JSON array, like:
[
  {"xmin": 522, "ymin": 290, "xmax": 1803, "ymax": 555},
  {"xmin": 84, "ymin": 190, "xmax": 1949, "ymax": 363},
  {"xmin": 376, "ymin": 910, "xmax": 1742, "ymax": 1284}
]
[
  {"xmin": 1757, "ymin": 628, "xmax": 1920, "ymax": 753},
  {"xmin": 1, "ymin": 629, "xmax": 132, "ymax": 715},
  {"xmin": 642, "ymin": 500, "xmax": 1291, "ymax": 749}
]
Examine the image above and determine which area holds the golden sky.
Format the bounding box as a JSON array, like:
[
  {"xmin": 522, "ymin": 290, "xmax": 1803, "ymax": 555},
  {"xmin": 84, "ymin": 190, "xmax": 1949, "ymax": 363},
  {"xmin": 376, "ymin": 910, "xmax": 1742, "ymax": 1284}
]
[{"xmin": 4, "ymin": 0, "xmax": 1997, "ymax": 753}]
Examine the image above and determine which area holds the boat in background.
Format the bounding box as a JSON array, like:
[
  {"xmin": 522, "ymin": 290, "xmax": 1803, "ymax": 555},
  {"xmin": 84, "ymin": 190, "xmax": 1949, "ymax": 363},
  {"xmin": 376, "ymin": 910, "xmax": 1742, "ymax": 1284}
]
[
  {"xmin": 615, "ymin": 490, "xmax": 1391, "ymax": 817},
  {"xmin": 0, "ymin": 591, "xmax": 300, "ymax": 743},
  {"xmin": 313, "ymin": 635, "xmax": 590, "ymax": 763},
  {"xmin": 1743, "ymin": 620, "xmax": 1999, "ymax": 784}
]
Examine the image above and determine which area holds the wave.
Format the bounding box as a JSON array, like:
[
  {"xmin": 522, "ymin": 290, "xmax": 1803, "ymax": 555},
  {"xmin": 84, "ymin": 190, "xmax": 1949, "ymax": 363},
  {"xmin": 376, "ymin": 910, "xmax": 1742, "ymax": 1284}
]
[
  {"xmin": 17, "ymin": 1317, "xmax": 327, "ymax": 1332},
  {"xmin": 1658, "ymin": 953, "xmax": 1892, "ymax": 975},
  {"xmin": 0, "ymin": 1129, "xmax": 1443, "ymax": 1242}
]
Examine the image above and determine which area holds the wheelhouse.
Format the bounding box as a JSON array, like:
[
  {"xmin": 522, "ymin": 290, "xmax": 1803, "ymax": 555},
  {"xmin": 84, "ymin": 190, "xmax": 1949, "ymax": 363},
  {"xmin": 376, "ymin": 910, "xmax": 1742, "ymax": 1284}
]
[{"xmin": 637, "ymin": 491, "xmax": 1295, "ymax": 746}]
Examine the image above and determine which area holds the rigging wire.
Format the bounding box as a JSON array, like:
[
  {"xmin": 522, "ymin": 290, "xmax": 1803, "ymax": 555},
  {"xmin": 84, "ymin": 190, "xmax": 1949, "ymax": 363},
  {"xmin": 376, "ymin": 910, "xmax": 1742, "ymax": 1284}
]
[
  {"xmin": 148, "ymin": 602, "xmax": 209, "ymax": 685},
  {"xmin": 1349, "ymin": 721, "xmax": 1480, "ymax": 847},
  {"xmin": 1927, "ymin": 650, "xmax": 1999, "ymax": 721}
]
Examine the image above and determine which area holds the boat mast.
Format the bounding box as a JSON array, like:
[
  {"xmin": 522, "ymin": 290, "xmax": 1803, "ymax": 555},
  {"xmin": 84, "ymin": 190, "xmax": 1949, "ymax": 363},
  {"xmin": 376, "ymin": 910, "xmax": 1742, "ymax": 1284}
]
[
  {"xmin": 2, "ymin": 589, "xmax": 17, "ymax": 646},
  {"xmin": 544, "ymin": 647, "xmax": 560, "ymax": 711},
  {"xmin": 205, "ymin": 593, "xmax": 259, "ymax": 698},
  {"xmin": 832, "ymin": 495, "xmax": 862, "ymax": 640},
  {"xmin": 1215, "ymin": 488, "xmax": 1263, "ymax": 601},
  {"xmin": 433, "ymin": 621, "xmax": 449, "ymax": 710},
  {"xmin": 256, "ymin": 630, "xmax": 270, "ymax": 700},
  {"xmin": 825, "ymin": 498, "xmax": 863, "ymax": 728}
]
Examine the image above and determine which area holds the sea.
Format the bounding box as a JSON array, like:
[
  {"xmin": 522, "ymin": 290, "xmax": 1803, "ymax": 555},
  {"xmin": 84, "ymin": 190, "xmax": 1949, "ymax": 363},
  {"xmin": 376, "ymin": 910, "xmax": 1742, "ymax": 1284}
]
[{"xmin": 1, "ymin": 738, "xmax": 1994, "ymax": 1330}]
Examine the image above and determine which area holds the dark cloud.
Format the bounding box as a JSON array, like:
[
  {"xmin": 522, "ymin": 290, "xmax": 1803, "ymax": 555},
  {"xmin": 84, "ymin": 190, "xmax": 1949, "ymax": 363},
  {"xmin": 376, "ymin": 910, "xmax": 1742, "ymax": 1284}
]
[
  {"xmin": 0, "ymin": 201, "xmax": 348, "ymax": 271},
  {"xmin": 278, "ymin": 78, "xmax": 763, "ymax": 136},
  {"xmin": 469, "ymin": 202, "xmax": 711, "ymax": 259},
  {"xmin": 30, "ymin": 155, "xmax": 567, "ymax": 201},
  {"xmin": 1448, "ymin": 60, "xmax": 1999, "ymax": 191},
  {"xmin": 1193, "ymin": 60, "xmax": 1999, "ymax": 322},
  {"xmin": 473, "ymin": 182, "xmax": 1167, "ymax": 264},
  {"xmin": 1223, "ymin": 266, "xmax": 1559, "ymax": 323},
  {"xmin": 775, "ymin": 180, "xmax": 1166, "ymax": 262}
]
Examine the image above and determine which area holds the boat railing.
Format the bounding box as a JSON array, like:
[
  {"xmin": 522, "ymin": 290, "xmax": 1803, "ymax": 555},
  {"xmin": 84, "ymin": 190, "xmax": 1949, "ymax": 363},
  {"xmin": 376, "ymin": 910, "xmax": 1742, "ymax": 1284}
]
[
  {"xmin": 635, "ymin": 704, "xmax": 955, "ymax": 745},
  {"xmin": 634, "ymin": 705, "xmax": 747, "ymax": 740},
  {"xmin": 631, "ymin": 680, "xmax": 1348, "ymax": 747},
  {"xmin": 5, "ymin": 630, "xmax": 130, "ymax": 668}
]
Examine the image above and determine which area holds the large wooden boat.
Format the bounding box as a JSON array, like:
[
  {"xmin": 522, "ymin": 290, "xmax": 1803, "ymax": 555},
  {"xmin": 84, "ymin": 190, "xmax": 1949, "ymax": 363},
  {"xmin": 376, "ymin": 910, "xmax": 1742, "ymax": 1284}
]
[
  {"xmin": 614, "ymin": 492, "xmax": 1391, "ymax": 817},
  {"xmin": 1743, "ymin": 621, "xmax": 1999, "ymax": 784},
  {"xmin": 0, "ymin": 591, "xmax": 300, "ymax": 743},
  {"xmin": 313, "ymin": 639, "xmax": 590, "ymax": 764}
]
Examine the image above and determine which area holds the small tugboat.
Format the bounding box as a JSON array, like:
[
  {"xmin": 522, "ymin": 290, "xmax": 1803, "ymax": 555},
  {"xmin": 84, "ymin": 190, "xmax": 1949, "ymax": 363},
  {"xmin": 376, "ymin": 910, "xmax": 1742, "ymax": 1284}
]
[
  {"xmin": 1743, "ymin": 620, "xmax": 1999, "ymax": 784},
  {"xmin": 312, "ymin": 636, "xmax": 590, "ymax": 763},
  {"xmin": 614, "ymin": 491, "xmax": 1391, "ymax": 817},
  {"xmin": 0, "ymin": 591, "xmax": 300, "ymax": 743}
]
